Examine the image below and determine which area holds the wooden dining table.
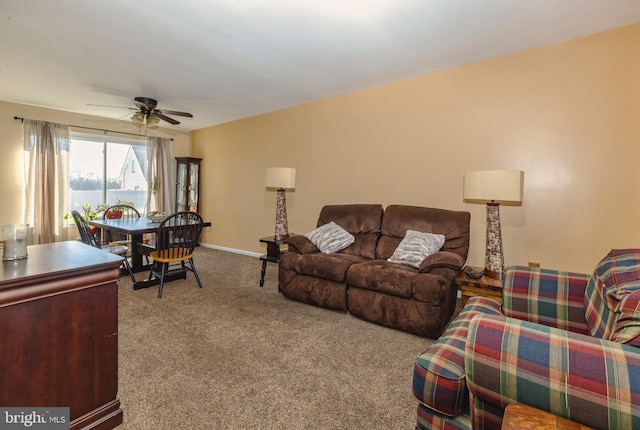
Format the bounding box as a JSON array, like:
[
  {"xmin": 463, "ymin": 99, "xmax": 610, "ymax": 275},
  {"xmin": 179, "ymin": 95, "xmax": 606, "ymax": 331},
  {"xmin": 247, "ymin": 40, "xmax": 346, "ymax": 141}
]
[{"xmin": 89, "ymin": 217, "xmax": 211, "ymax": 290}]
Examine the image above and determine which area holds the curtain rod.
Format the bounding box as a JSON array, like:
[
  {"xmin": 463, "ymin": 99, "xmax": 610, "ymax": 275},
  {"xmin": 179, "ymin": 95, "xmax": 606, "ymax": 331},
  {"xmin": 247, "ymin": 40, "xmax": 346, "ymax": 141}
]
[{"xmin": 13, "ymin": 116, "xmax": 173, "ymax": 141}]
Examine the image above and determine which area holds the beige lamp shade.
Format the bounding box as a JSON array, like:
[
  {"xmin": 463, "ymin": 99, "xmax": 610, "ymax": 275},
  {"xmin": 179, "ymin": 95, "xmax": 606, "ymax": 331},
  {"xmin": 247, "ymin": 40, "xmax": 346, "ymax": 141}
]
[
  {"xmin": 463, "ymin": 170, "xmax": 524, "ymax": 203},
  {"xmin": 266, "ymin": 167, "xmax": 296, "ymax": 190}
]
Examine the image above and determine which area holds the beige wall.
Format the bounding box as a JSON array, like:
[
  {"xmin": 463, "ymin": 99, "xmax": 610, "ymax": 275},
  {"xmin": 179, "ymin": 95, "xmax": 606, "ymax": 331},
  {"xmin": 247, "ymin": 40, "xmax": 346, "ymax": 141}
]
[
  {"xmin": 192, "ymin": 23, "xmax": 640, "ymax": 273},
  {"xmin": 0, "ymin": 101, "xmax": 190, "ymax": 228}
]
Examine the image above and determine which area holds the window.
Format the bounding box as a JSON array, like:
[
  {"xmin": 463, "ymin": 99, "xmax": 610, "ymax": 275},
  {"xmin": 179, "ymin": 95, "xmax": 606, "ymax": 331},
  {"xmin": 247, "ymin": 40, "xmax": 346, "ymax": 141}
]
[{"xmin": 68, "ymin": 132, "xmax": 148, "ymax": 216}]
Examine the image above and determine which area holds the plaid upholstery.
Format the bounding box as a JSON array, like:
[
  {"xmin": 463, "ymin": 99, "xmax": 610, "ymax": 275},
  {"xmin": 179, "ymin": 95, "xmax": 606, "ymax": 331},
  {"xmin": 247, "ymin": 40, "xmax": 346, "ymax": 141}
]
[
  {"xmin": 416, "ymin": 402, "xmax": 471, "ymax": 430},
  {"xmin": 465, "ymin": 314, "xmax": 640, "ymax": 430},
  {"xmin": 584, "ymin": 249, "xmax": 640, "ymax": 346},
  {"xmin": 617, "ymin": 294, "xmax": 640, "ymax": 347},
  {"xmin": 413, "ymin": 297, "xmax": 502, "ymax": 416},
  {"xmin": 467, "ymin": 391, "xmax": 503, "ymax": 430},
  {"xmin": 502, "ymin": 265, "xmax": 590, "ymax": 334},
  {"xmin": 414, "ymin": 263, "xmax": 640, "ymax": 429}
]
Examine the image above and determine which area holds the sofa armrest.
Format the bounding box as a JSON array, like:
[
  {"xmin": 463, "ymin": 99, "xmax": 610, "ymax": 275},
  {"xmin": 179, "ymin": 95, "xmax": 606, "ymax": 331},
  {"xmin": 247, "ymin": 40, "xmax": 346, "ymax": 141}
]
[
  {"xmin": 418, "ymin": 251, "xmax": 465, "ymax": 273},
  {"xmin": 465, "ymin": 314, "xmax": 640, "ymax": 430},
  {"xmin": 286, "ymin": 235, "xmax": 319, "ymax": 254},
  {"xmin": 502, "ymin": 265, "xmax": 590, "ymax": 334}
]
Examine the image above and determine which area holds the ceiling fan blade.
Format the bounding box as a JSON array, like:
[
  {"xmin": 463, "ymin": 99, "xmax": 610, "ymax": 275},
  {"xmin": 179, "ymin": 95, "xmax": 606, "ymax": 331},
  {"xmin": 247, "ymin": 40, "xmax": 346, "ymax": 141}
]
[
  {"xmin": 157, "ymin": 109, "xmax": 193, "ymax": 118},
  {"xmin": 90, "ymin": 97, "xmax": 185, "ymax": 126},
  {"xmin": 151, "ymin": 112, "xmax": 180, "ymax": 125},
  {"xmin": 87, "ymin": 103, "xmax": 136, "ymax": 110}
]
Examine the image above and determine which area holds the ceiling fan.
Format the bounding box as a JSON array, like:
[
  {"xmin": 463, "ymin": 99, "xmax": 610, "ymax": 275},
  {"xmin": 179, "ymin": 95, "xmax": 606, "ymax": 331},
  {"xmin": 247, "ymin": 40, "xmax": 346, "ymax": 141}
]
[{"xmin": 89, "ymin": 96, "xmax": 193, "ymax": 127}]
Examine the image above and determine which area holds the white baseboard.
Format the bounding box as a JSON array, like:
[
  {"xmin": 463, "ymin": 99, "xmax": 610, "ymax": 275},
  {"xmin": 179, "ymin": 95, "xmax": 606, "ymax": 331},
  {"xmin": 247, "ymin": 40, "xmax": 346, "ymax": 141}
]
[{"xmin": 199, "ymin": 242, "xmax": 261, "ymax": 258}]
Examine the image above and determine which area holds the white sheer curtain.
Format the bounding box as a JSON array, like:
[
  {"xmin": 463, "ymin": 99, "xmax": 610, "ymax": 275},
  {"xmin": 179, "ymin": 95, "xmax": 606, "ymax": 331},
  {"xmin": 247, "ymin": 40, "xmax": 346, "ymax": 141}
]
[
  {"xmin": 146, "ymin": 136, "xmax": 175, "ymax": 215},
  {"xmin": 23, "ymin": 119, "xmax": 70, "ymax": 244}
]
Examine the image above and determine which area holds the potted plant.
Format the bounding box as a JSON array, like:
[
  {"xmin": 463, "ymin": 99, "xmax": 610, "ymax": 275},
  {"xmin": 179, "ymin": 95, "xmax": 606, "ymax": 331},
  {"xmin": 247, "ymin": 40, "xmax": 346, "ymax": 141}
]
[
  {"xmin": 82, "ymin": 202, "xmax": 99, "ymax": 221},
  {"xmin": 106, "ymin": 209, "xmax": 123, "ymax": 219},
  {"xmin": 96, "ymin": 199, "xmax": 135, "ymax": 219},
  {"xmin": 64, "ymin": 202, "xmax": 99, "ymax": 234}
]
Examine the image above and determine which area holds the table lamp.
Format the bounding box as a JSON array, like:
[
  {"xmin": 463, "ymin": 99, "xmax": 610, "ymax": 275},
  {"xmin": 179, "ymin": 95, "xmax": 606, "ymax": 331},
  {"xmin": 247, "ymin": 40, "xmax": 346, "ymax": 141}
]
[
  {"xmin": 463, "ymin": 170, "xmax": 524, "ymax": 280},
  {"xmin": 266, "ymin": 167, "xmax": 296, "ymax": 240}
]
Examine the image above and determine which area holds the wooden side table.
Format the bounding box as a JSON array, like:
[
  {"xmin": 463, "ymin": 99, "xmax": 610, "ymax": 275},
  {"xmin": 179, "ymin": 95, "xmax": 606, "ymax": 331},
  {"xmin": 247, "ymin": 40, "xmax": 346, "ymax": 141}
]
[
  {"xmin": 456, "ymin": 266, "xmax": 503, "ymax": 305},
  {"xmin": 502, "ymin": 404, "xmax": 592, "ymax": 429},
  {"xmin": 259, "ymin": 235, "xmax": 289, "ymax": 288}
]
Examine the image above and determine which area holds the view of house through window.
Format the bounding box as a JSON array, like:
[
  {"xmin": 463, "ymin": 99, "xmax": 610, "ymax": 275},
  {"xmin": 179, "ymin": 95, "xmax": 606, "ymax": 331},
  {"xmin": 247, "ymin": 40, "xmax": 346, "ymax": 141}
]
[{"xmin": 68, "ymin": 133, "xmax": 148, "ymax": 217}]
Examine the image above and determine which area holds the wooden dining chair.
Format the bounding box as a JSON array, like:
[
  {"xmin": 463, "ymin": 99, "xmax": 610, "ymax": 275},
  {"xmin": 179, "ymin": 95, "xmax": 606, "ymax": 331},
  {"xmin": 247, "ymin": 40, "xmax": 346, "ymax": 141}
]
[
  {"xmin": 72, "ymin": 210, "xmax": 136, "ymax": 283},
  {"xmin": 102, "ymin": 204, "xmax": 141, "ymax": 244},
  {"xmin": 102, "ymin": 204, "xmax": 152, "ymax": 264},
  {"xmin": 147, "ymin": 211, "xmax": 204, "ymax": 298}
]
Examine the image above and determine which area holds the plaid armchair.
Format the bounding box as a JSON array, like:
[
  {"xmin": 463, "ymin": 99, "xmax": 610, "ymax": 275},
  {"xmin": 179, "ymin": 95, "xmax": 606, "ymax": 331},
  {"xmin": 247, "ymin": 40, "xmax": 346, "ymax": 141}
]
[{"xmin": 413, "ymin": 249, "xmax": 640, "ymax": 429}]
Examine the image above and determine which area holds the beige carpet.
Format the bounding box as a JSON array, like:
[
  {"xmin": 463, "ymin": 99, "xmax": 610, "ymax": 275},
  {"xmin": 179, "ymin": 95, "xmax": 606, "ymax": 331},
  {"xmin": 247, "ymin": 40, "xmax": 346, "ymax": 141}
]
[{"xmin": 116, "ymin": 247, "xmax": 435, "ymax": 429}]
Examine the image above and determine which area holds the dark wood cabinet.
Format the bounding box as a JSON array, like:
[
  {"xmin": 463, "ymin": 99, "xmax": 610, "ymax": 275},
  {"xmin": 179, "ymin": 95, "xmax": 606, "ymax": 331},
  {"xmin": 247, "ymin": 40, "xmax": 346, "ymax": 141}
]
[
  {"xmin": 175, "ymin": 157, "xmax": 201, "ymax": 213},
  {"xmin": 0, "ymin": 241, "xmax": 124, "ymax": 430}
]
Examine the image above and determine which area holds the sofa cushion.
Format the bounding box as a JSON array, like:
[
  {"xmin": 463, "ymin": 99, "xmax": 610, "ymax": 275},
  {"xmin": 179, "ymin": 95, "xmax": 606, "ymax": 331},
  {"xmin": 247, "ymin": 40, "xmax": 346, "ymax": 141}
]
[
  {"xmin": 347, "ymin": 259, "xmax": 457, "ymax": 303},
  {"xmin": 316, "ymin": 204, "xmax": 383, "ymax": 259},
  {"xmin": 615, "ymin": 292, "xmax": 640, "ymax": 347},
  {"xmin": 294, "ymin": 252, "xmax": 368, "ymax": 282},
  {"xmin": 304, "ymin": 221, "xmax": 354, "ymax": 254},
  {"xmin": 376, "ymin": 205, "xmax": 470, "ymax": 262},
  {"xmin": 584, "ymin": 249, "xmax": 640, "ymax": 346},
  {"xmin": 502, "ymin": 265, "xmax": 590, "ymax": 334},
  {"xmin": 412, "ymin": 297, "xmax": 503, "ymax": 417},
  {"xmin": 387, "ymin": 230, "xmax": 445, "ymax": 268},
  {"xmin": 346, "ymin": 260, "xmax": 418, "ymax": 298}
]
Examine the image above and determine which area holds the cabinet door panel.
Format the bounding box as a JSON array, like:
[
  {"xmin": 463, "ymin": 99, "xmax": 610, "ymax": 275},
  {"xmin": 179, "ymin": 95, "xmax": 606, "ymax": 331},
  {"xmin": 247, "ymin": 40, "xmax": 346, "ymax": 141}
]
[{"xmin": 175, "ymin": 157, "xmax": 201, "ymax": 212}]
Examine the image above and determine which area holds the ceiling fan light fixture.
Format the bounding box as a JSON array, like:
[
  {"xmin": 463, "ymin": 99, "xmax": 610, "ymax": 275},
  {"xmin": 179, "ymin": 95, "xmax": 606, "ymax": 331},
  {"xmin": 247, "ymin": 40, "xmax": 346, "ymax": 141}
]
[
  {"xmin": 146, "ymin": 115, "xmax": 160, "ymax": 129},
  {"xmin": 96, "ymin": 96, "xmax": 190, "ymax": 127},
  {"xmin": 131, "ymin": 112, "xmax": 145, "ymax": 127}
]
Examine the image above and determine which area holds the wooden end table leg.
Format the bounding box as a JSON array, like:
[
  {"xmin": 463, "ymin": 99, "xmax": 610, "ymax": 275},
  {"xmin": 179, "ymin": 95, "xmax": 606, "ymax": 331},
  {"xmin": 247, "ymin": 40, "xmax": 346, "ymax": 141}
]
[{"xmin": 260, "ymin": 259, "xmax": 267, "ymax": 287}]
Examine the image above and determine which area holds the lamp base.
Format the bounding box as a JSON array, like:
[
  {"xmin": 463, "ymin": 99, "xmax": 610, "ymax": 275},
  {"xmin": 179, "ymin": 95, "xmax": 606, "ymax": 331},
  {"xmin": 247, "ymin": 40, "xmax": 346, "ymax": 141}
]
[
  {"xmin": 274, "ymin": 189, "xmax": 289, "ymax": 239},
  {"xmin": 485, "ymin": 202, "xmax": 504, "ymax": 280}
]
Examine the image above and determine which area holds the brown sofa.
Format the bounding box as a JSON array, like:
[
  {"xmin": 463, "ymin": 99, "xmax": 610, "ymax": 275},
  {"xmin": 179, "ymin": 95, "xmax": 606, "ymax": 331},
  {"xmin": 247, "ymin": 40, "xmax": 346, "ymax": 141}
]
[{"xmin": 279, "ymin": 204, "xmax": 470, "ymax": 338}]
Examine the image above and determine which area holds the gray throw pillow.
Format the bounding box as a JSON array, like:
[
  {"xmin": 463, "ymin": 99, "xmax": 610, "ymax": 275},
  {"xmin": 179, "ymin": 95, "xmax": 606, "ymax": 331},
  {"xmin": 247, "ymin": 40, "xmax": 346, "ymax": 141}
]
[
  {"xmin": 387, "ymin": 229, "xmax": 446, "ymax": 268},
  {"xmin": 304, "ymin": 221, "xmax": 355, "ymax": 254}
]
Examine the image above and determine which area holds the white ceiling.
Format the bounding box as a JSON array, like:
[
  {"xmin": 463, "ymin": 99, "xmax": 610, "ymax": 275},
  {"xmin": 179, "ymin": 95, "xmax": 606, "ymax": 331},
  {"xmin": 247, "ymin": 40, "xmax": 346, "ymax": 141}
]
[{"xmin": 2, "ymin": 0, "xmax": 639, "ymax": 132}]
